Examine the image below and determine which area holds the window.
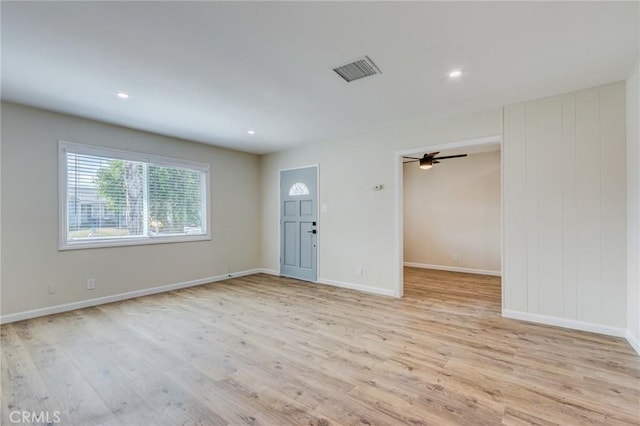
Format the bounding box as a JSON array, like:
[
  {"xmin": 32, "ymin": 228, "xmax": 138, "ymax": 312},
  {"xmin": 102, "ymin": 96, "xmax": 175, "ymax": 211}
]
[
  {"xmin": 288, "ymin": 182, "xmax": 310, "ymax": 196},
  {"xmin": 59, "ymin": 141, "xmax": 210, "ymax": 249}
]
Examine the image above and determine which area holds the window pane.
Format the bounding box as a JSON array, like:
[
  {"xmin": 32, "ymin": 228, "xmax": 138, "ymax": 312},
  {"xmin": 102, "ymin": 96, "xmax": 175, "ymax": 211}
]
[
  {"xmin": 62, "ymin": 142, "xmax": 209, "ymax": 249},
  {"xmin": 148, "ymin": 165, "xmax": 203, "ymax": 235},
  {"xmin": 289, "ymin": 182, "xmax": 310, "ymax": 196},
  {"xmin": 67, "ymin": 154, "xmax": 145, "ymax": 240}
]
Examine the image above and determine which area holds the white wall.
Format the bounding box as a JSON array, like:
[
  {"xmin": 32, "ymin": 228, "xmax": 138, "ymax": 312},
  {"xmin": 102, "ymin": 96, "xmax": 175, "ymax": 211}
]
[
  {"xmin": 627, "ymin": 61, "xmax": 640, "ymax": 353},
  {"xmin": 503, "ymin": 82, "xmax": 627, "ymax": 333},
  {"xmin": 259, "ymin": 110, "xmax": 502, "ymax": 295},
  {"xmin": 1, "ymin": 102, "xmax": 260, "ymax": 318},
  {"xmin": 403, "ymin": 151, "xmax": 501, "ymax": 274}
]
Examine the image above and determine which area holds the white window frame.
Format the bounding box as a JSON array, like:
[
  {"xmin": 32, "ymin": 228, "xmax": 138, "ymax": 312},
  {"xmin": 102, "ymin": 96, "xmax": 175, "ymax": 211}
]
[{"xmin": 59, "ymin": 140, "xmax": 211, "ymax": 250}]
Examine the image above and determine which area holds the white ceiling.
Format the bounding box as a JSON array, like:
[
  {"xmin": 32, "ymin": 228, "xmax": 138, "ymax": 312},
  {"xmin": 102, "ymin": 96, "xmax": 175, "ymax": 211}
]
[{"xmin": 2, "ymin": 2, "xmax": 638, "ymax": 154}]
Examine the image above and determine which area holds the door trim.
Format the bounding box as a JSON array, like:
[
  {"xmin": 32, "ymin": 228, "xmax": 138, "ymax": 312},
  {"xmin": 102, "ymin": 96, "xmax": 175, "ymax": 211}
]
[
  {"xmin": 393, "ymin": 135, "xmax": 503, "ymax": 299},
  {"xmin": 278, "ymin": 164, "xmax": 320, "ymax": 282}
]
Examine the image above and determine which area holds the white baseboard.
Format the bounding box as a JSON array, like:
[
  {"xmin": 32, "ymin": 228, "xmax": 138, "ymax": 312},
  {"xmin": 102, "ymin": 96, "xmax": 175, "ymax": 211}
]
[
  {"xmin": 502, "ymin": 309, "xmax": 627, "ymax": 338},
  {"xmin": 626, "ymin": 330, "xmax": 640, "ymax": 355},
  {"xmin": 255, "ymin": 268, "xmax": 279, "ymax": 276},
  {"xmin": 317, "ymin": 278, "xmax": 396, "ymax": 297},
  {"xmin": 0, "ymin": 268, "xmax": 261, "ymax": 325},
  {"xmin": 254, "ymin": 269, "xmax": 397, "ymax": 298},
  {"xmin": 404, "ymin": 262, "xmax": 501, "ymax": 277}
]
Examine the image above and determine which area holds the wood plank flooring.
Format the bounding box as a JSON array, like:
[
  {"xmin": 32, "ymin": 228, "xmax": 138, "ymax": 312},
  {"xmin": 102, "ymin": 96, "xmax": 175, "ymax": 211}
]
[{"xmin": 2, "ymin": 268, "xmax": 639, "ymax": 425}]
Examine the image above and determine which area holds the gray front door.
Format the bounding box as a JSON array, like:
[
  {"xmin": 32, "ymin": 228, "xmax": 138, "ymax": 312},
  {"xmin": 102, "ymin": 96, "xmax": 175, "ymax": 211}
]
[{"xmin": 280, "ymin": 167, "xmax": 317, "ymax": 282}]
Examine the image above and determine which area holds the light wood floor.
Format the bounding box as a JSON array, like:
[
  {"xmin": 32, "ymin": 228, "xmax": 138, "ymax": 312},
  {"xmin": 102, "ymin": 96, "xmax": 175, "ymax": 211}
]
[{"xmin": 2, "ymin": 268, "xmax": 639, "ymax": 425}]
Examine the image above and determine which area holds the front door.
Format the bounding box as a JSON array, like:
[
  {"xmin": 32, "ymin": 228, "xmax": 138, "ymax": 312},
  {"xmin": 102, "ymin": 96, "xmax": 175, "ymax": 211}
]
[{"xmin": 280, "ymin": 167, "xmax": 317, "ymax": 282}]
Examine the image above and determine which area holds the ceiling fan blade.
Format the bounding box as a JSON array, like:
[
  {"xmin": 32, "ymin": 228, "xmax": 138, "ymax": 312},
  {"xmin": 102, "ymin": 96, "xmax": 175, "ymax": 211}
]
[
  {"xmin": 433, "ymin": 160, "xmax": 440, "ymax": 164},
  {"xmin": 433, "ymin": 154, "xmax": 468, "ymax": 160},
  {"xmin": 428, "ymin": 152, "xmax": 440, "ymax": 157},
  {"xmin": 403, "ymin": 159, "xmax": 420, "ymax": 163},
  {"xmin": 402, "ymin": 156, "xmax": 422, "ymax": 160}
]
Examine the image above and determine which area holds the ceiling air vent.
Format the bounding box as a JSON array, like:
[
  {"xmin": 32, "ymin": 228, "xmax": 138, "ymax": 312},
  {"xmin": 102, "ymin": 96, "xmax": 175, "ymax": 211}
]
[{"xmin": 333, "ymin": 55, "xmax": 382, "ymax": 83}]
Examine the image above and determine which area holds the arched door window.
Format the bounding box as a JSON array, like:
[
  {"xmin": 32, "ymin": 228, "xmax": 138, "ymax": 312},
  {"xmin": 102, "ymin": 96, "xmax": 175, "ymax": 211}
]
[{"xmin": 288, "ymin": 182, "xmax": 310, "ymax": 196}]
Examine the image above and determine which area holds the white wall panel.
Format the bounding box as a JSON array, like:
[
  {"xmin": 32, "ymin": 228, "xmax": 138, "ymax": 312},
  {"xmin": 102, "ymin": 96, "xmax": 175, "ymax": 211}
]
[
  {"xmin": 503, "ymin": 104, "xmax": 528, "ymax": 311},
  {"xmin": 575, "ymin": 88, "xmax": 602, "ymax": 324},
  {"xmin": 525, "ymin": 103, "xmax": 540, "ymax": 313},
  {"xmin": 561, "ymin": 95, "xmax": 578, "ymax": 319},
  {"xmin": 600, "ymin": 83, "xmax": 627, "ymax": 327},
  {"xmin": 504, "ymin": 82, "xmax": 626, "ymax": 329},
  {"xmin": 537, "ymin": 97, "xmax": 564, "ymax": 317},
  {"xmin": 626, "ymin": 61, "xmax": 640, "ymax": 352}
]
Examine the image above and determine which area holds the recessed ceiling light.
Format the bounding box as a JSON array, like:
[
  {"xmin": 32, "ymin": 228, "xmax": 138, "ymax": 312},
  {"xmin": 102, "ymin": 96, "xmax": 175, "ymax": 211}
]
[
  {"xmin": 448, "ymin": 70, "xmax": 463, "ymax": 78},
  {"xmin": 116, "ymin": 92, "xmax": 129, "ymax": 99},
  {"xmin": 247, "ymin": 129, "xmax": 256, "ymax": 135}
]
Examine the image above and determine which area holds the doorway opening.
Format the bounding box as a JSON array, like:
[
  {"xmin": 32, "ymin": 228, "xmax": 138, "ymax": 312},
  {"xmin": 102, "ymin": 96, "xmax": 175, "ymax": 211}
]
[{"xmin": 394, "ymin": 135, "xmax": 503, "ymax": 304}]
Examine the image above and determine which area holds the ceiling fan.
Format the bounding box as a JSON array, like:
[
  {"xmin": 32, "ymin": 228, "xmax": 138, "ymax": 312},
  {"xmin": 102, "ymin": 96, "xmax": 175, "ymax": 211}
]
[{"xmin": 402, "ymin": 152, "xmax": 467, "ymax": 170}]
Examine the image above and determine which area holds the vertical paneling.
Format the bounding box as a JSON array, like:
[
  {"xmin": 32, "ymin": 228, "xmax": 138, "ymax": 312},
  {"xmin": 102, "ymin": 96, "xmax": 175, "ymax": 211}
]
[
  {"xmin": 575, "ymin": 88, "xmax": 602, "ymax": 324},
  {"xmin": 525, "ymin": 103, "xmax": 539, "ymax": 312},
  {"xmin": 561, "ymin": 95, "xmax": 577, "ymax": 319},
  {"xmin": 537, "ymin": 97, "xmax": 564, "ymax": 317},
  {"xmin": 600, "ymin": 83, "xmax": 627, "ymax": 327},
  {"xmin": 505, "ymin": 104, "xmax": 528, "ymax": 311},
  {"xmin": 503, "ymin": 82, "xmax": 627, "ymax": 330},
  {"xmin": 626, "ymin": 63, "xmax": 640, "ymax": 346},
  {"xmin": 502, "ymin": 107, "xmax": 511, "ymax": 309}
]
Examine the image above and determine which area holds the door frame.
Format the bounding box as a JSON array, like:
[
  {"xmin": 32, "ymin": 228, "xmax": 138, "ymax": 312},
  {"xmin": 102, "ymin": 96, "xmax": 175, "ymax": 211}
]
[
  {"xmin": 278, "ymin": 164, "xmax": 320, "ymax": 282},
  {"xmin": 393, "ymin": 135, "xmax": 503, "ymax": 298}
]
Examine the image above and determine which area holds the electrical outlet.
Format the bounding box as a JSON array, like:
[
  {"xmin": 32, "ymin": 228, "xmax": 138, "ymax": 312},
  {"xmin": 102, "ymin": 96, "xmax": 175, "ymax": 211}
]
[
  {"xmin": 87, "ymin": 278, "xmax": 95, "ymax": 290},
  {"xmin": 48, "ymin": 284, "xmax": 56, "ymax": 295},
  {"xmin": 452, "ymin": 254, "xmax": 459, "ymax": 262}
]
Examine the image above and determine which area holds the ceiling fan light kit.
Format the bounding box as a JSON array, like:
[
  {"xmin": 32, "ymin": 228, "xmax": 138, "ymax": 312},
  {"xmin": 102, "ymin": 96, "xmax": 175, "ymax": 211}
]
[
  {"xmin": 404, "ymin": 152, "xmax": 467, "ymax": 170},
  {"xmin": 419, "ymin": 159, "xmax": 433, "ymax": 170}
]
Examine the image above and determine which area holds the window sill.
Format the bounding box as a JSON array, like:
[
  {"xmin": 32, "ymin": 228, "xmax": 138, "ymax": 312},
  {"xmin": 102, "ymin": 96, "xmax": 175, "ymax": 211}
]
[{"xmin": 59, "ymin": 233, "xmax": 211, "ymax": 250}]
